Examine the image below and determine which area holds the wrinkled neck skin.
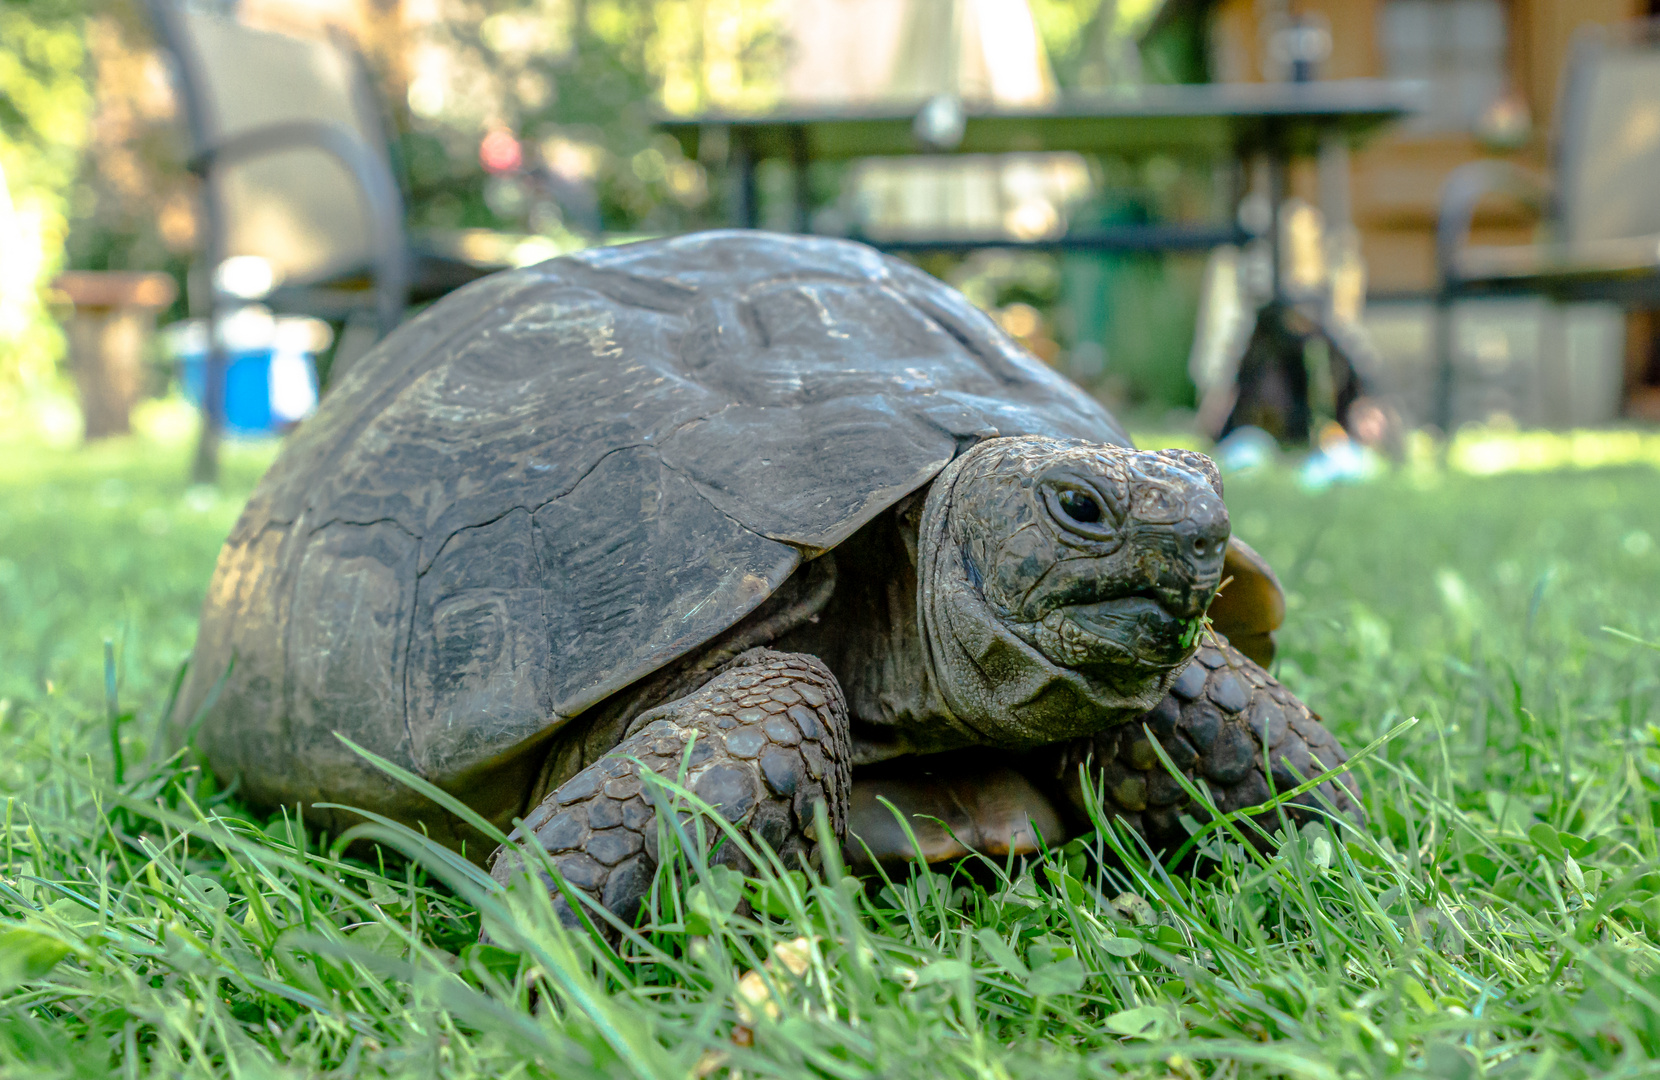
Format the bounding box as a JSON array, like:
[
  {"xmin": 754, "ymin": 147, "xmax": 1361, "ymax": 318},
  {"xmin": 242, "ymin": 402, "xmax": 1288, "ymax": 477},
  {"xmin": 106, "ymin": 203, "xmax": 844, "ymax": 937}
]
[{"xmin": 916, "ymin": 440, "xmax": 1199, "ymax": 749}]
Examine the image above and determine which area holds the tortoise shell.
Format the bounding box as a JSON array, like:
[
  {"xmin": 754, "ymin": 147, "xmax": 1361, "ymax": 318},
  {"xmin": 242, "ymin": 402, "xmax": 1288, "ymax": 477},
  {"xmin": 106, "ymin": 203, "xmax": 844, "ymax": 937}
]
[{"xmin": 179, "ymin": 231, "xmax": 1132, "ymax": 829}]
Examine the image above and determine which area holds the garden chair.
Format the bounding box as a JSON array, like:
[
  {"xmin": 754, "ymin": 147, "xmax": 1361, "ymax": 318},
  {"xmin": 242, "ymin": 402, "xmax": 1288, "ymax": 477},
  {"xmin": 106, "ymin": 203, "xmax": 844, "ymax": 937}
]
[
  {"xmin": 1434, "ymin": 18, "xmax": 1660, "ymax": 430},
  {"xmin": 145, "ymin": 0, "xmax": 509, "ymax": 480}
]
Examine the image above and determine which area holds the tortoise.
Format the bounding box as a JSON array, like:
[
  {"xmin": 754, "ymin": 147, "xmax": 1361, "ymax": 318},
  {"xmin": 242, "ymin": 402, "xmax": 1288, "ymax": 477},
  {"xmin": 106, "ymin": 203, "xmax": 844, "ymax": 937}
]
[{"xmin": 178, "ymin": 230, "xmax": 1362, "ymax": 926}]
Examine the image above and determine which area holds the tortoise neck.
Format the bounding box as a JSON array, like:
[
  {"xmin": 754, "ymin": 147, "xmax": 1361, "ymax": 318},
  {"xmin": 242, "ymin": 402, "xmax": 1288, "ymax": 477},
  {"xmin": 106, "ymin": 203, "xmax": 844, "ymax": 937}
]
[{"xmin": 768, "ymin": 504, "xmax": 961, "ymax": 765}]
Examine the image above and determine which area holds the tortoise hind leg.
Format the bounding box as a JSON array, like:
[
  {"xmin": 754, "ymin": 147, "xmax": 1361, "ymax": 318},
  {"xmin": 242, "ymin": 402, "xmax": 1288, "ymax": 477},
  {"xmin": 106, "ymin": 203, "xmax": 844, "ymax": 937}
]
[
  {"xmin": 1042, "ymin": 634, "xmax": 1364, "ymax": 859},
  {"xmin": 489, "ymin": 649, "xmax": 850, "ymax": 931}
]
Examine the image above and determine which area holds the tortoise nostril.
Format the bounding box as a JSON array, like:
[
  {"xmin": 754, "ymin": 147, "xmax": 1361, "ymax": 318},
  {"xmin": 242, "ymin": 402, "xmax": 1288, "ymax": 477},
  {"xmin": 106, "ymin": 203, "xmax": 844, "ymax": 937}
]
[{"xmin": 1185, "ymin": 527, "xmax": 1226, "ymax": 562}]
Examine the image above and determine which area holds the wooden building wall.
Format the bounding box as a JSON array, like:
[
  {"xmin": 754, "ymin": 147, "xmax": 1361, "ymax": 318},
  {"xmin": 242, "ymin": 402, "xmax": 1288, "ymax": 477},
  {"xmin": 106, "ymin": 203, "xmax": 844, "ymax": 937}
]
[{"xmin": 1211, "ymin": 0, "xmax": 1647, "ymax": 296}]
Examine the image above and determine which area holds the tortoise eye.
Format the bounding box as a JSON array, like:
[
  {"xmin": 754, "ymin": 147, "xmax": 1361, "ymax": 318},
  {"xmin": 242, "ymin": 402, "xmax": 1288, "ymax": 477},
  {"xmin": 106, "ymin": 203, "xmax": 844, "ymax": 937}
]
[{"xmin": 1057, "ymin": 490, "xmax": 1102, "ymax": 524}]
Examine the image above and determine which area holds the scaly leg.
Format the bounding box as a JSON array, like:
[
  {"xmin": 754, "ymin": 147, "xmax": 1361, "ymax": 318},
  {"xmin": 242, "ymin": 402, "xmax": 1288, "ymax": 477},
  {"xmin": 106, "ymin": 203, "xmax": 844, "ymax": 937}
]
[
  {"xmin": 1042, "ymin": 634, "xmax": 1365, "ymax": 857},
  {"xmin": 489, "ymin": 649, "xmax": 850, "ymax": 929}
]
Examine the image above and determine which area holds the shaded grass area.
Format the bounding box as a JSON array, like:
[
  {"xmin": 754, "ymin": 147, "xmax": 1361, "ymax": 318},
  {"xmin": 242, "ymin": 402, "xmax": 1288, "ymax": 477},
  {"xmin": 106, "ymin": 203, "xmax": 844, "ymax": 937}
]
[{"xmin": 1, "ymin": 433, "xmax": 1659, "ymax": 1078}]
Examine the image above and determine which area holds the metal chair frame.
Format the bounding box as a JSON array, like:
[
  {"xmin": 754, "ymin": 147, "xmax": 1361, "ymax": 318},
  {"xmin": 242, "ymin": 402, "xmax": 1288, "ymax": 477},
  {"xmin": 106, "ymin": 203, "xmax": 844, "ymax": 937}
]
[
  {"xmin": 145, "ymin": 0, "xmax": 409, "ymax": 480},
  {"xmin": 1434, "ymin": 18, "xmax": 1660, "ymax": 431}
]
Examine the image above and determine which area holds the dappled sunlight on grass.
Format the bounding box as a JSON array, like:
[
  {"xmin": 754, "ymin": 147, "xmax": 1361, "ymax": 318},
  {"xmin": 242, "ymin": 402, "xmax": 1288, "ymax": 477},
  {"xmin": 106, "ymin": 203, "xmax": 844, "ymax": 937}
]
[{"xmin": 1448, "ymin": 426, "xmax": 1660, "ymax": 477}]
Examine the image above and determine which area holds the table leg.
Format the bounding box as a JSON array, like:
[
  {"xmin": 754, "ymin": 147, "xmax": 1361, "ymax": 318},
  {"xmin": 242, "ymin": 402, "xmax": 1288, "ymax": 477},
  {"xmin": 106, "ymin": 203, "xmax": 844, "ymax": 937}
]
[
  {"xmin": 1266, "ymin": 148, "xmax": 1287, "ymax": 304},
  {"xmin": 192, "ymin": 181, "xmax": 229, "ymax": 484},
  {"xmin": 1432, "ymin": 292, "xmax": 1456, "ymax": 434},
  {"xmin": 732, "ymin": 133, "xmax": 758, "ymax": 230},
  {"xmin": 789, "ymin": 124, "xmax": 811, "ymax": 234},
  {"xmin": 1221, "ymin": 138, "xmax": 1372, "ymax": 447},
  {"xmin": 1222, "ymin": 148, "xmax": 1312, "ymax": 444}
]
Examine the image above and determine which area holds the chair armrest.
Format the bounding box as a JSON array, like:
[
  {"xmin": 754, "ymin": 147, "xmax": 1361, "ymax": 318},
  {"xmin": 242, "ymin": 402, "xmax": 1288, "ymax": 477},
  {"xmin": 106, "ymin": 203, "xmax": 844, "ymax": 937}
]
[
  {"xmin": 1436, "ymin": 160, "xmax": 1551, "ymax": 287},
  {"xmin": 192, "ymin": 120, "xmax": 407, "ymax": 333}
]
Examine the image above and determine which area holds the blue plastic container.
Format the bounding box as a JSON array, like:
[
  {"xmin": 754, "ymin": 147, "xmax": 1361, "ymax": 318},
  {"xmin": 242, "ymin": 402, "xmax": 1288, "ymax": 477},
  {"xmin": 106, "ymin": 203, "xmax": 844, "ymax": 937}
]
[
  {"xmin": 182, "ymin": 351, "xmax": 270, "ymax": 434},
  {"xmin": 179, "ymin": 348, "xmax": 318, "ymax": 435}
]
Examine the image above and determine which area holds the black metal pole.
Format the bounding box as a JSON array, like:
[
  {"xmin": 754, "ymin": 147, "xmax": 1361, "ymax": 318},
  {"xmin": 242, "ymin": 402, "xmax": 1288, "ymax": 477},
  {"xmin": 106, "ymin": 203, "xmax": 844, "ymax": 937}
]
[
  {"xmin": 732, "ymin": 132, "xmax": 758, "ymax": 230},
  {"xmin": 191, "ymin": 189, "xmax": 227, "ymax": 486},
  {"xmin": 1432, "ymin": 292, "xmax": 1456, "ymax": 434},
  {"xmin": 788, "ymin": 124, "xmax": 811, "ymax": 234},
  {"xmin": 147, "ymin": 0, "xmax": 226, "ymax": 484},
  {"xmin": 1222, "ymin": 132, "xmax": 1314, "ymax": 446},
  {"xmin": 1265, "ymin": 144, "xmax": 1288, "ymax": 307}
]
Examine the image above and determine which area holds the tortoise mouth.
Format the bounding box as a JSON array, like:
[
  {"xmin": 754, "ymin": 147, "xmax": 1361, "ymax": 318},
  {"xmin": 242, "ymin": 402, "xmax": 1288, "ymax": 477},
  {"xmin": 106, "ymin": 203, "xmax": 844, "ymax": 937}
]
[{"xmin": 1035, "ymin": 596, "xmax": 1200, "ymax": 670}]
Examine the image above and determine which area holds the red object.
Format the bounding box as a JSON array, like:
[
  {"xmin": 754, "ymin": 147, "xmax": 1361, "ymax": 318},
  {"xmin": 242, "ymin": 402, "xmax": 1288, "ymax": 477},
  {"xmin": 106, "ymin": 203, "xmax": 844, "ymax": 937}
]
[{"xmin": 480, "ymin": 128, "xmax": 522, "ymax": 173}]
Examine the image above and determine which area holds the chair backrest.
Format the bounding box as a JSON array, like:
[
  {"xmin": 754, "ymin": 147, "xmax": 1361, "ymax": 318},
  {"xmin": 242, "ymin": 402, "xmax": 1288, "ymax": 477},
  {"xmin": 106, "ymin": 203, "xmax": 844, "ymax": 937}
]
[
  {"xmin": 1555, "ymin": 20, "xmax": 1660, "ymax": 245},
  {"xmin": 156, "ymin": 5, "xmax": 400, "ymax": 287}
]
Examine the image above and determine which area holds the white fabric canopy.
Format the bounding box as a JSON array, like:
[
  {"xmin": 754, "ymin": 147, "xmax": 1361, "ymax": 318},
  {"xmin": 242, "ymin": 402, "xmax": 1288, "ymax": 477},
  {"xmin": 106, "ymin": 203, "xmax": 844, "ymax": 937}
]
[{"xmin": 781, "ymin": 0, "xmax": 1089, "ymax": 239}]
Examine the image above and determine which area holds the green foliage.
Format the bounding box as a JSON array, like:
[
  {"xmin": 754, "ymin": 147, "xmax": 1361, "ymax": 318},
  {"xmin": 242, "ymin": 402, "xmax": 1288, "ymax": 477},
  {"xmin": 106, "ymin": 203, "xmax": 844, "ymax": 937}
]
[
  {"xmin": 61, "ymin": 0, "xmax": 192, "ymax": 301},
  {"xmin": 1028, "ymin": 0, "xmax": 1107, "ymax": 84},
  {"xmin": 1060, "ymin": 244, "xmax": 1204, "ymax": 408},
  {"xmin": 1, "ymin": 432, "xmax": 1659, "ymax": 1077},
  {"xmin": 1030, "ymin": 0, "xmax": 1193, "ymax": 90},
  {"xmin": 400, "ymin": 0, "xmax": 782, "ymax": 237},
  {"xmin": 0, "ymin": 0, "xmax": 93, "ymax": 387}
]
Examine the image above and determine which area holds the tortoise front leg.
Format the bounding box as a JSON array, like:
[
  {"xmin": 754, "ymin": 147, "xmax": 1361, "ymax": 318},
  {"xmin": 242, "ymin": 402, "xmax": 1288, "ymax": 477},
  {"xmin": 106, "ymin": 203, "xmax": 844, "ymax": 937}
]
[
  {"xmin": 1041, "ymin": 635, "xmax": 1365, "ymax": 858},
  {"xmin": 489, "ymin": 649, "xmax": 850, "ymax": 930}
]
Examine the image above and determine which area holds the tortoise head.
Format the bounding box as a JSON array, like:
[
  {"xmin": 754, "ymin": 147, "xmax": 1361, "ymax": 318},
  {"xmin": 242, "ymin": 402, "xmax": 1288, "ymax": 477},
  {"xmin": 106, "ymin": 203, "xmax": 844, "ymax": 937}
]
[{"xmin": 917, "ymin": 436, "xmax": 1229, "ymax": 747}]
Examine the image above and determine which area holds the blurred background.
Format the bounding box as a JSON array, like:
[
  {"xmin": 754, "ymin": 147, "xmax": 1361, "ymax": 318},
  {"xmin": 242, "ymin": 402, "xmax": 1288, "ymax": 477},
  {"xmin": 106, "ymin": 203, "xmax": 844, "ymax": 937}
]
[{"xmin": 5, "ymin": 0, "xmax": 1660, "ymax": 464}]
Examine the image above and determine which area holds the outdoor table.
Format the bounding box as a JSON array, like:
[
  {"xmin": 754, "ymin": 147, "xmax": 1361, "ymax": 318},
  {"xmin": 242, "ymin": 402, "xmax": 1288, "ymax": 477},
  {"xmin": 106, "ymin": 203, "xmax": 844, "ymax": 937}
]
[{"xmin": 660, "ymin": 79, "xmax": 1424, "ymax": 443}]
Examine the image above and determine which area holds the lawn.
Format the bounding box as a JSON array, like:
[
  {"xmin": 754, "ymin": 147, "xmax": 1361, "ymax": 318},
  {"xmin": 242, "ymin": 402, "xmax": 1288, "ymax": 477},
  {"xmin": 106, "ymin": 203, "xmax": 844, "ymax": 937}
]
[{"xmin": 1, "ymin": 427, "xmax": 1659, "ymax": 1078}]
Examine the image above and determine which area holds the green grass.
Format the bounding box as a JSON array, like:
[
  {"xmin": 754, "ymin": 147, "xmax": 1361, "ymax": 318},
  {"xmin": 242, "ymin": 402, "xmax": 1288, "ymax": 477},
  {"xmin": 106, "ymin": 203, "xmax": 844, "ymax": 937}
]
[{"xmin": 2, "ymin": 430, "xmax": 1660, "ymax": 1078}]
